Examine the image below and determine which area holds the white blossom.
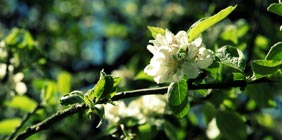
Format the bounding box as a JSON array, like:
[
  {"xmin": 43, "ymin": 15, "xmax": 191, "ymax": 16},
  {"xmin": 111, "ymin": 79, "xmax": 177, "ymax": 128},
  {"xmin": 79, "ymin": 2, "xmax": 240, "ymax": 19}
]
[
  {"xmin": 104, "ymin": 95, "xmax": 167, "ymax": 126},
  {"xmin": 145, "ymin": 29, "xmax": 214, "ymax": 83},
  {"xmin": 206, "ymin": 118, "xmax": 220, "ymax": 139}
]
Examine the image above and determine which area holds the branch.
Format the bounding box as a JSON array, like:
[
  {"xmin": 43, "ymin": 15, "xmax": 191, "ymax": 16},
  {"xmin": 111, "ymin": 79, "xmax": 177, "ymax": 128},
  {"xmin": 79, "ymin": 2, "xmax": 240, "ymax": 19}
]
[
  {"xmin": 12, "ymin": 79, "xmax": 254, "ymax": 140},
  {"xmin": 14, "ymin": 104, "xmax": 88, "ymax": 140},
  {"xmin": 7, "ymin": 104, "xmax": 42, "ymax": 140}
]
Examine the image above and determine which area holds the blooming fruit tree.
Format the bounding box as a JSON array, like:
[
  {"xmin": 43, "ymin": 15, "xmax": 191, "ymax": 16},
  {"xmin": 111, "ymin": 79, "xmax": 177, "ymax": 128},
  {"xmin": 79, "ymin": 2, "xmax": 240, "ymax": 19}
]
[{"xmin": 2, "ymin": 2, "xmax": 282, "ymax": 140}]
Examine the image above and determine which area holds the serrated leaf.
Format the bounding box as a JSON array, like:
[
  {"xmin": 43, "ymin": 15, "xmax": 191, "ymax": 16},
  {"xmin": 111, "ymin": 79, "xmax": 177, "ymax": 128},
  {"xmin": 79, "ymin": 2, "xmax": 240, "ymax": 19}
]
[
  {"xmin": 188, "ymin": 5, "xmax": 237, "ymax": 42},
  {"xmin": 0, "ymin": 118, "xmax": 21, "ymax": 134},
  {"xmin": 267, "ymin": 3, "xmax": 282, "ymax": 16},
  {"xmin": 167, "ymin": 80, "xmax": 190, "ymax": 118},
  {"xmin": 251, "ymin": 60, "xmax": 282, "ymax": 77},
  {"xmin": 265, "ymin": 42, "xmax": 282, "ymax": 60},
  {"xmin": 5, "ymin": 95, "xmax": 37, "ymax": 112},
  {"xmin": 216, "ymin": 110, "xmax": 247, "ymax": 140},
  {"xmin": 216, "ymin": 45, "xmax": 245, "ymax": 72},
  {"xmin": 147, "ymin": 26, "xmax": 165, "ymax": 38},
  {"xmin": 246, "ymin": 83, "xmax": 275, "ymax": 108}
]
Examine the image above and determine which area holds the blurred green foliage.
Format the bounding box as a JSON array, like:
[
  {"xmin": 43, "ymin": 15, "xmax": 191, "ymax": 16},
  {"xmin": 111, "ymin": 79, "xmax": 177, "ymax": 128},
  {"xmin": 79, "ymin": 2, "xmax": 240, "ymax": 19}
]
[{"xmin": 1, "ymin": 0, "xmax": 282, "ymax": 140}]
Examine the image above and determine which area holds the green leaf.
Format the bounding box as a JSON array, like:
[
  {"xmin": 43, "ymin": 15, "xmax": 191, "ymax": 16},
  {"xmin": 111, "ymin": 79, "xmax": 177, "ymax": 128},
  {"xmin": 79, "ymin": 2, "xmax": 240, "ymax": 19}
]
[
  {"xmin": 216, "ymin": 45, "xmax": 245, "ymax": 72},
  {"xmin": 134, "ymin": 70, "xmax": 154, "ymax": 81},
  {"xmin": 5, "ymin": 28, "xmax": 22, "ymax": 45},
  {"xmin": 4, "ymin": 28, "xmax": 36, "ymax": 49},
  {"xmin": 0, "ymin": 118, "xmax": 21, "ymax": 134},
  {"xmin": 268, "ymin": 69, "xmax": 282, "ymax": 82},
  {"xmin": 216, "ymin": 110, "xmax": 247, "ymax": 140},
  {"xmin": 57, "ymin": 71, "xmax": 72, "ymax": 94},
  {"xmin": 251, "ymin": 60, "xmax": 282, "ymax": 77},
  {"xmin": 40, "ymin": 81, "xmax": 57, "ymax": 105},
  {"xmin": 188, "ymin": 5, "xmax": 237, "ymax": 42},
  {"xmin": 60, "ymin": 90, "xmax": 84, "ymax": 105},
  {"xmin": 88, "ymin": 76, "xmax": 106, "ymax": 101},
  {"xmin": 246, "ymin": 83, "xmax": 276, "ymax": 108},
  {"xmin": 147, "ymin": 26, "xmax": 165, "ymax": 38},
  {"xmin": 5, "ymin": 95, "xmax": 37, "ymax": 112},
  {"xmin": 265, "ymin": 42, "xmax": 282, "ymax": 60},
  {"xmin": 86, "ymin": 70, "xmax": 121, "ymax": 103},
  {"xmin": 267, "ymin": 3, "xmax": 282, "ymax": 16},
  {"xmin": 220, "ymin": 25, "xmax": 238, "ymax": 44},
  {"xmin": 232, "ymin": 72, "xmax": 245, "ymax": 80},
  {"xmin": 167, "ymin": 80, "xmax": 190, "ymax": 118}
]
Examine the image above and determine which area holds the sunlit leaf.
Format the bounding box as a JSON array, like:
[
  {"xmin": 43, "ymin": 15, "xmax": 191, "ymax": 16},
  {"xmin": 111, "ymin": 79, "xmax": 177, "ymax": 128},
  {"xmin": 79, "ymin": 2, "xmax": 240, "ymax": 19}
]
[
  {"xmin": 4, "ymin": 28, "xmax": 36, "ymax": 49},
  {"xmin": 251, "ymin": 60, "xmax": 282, "ymax": 78},
  {"xmin": 232, "ymin": 72, "xmax": 245, "ymax": 80},
  {"xmin": 57, "ymin": 71, "xmax": 72, "ymax": 94},
  {"xmin": 86, "ymin": 70, "xmax": 121, "ymax": 103},
  {"xmin": 147, "ymin": 26, "xmax": 165, "ymax": 39},
  {"xmin": 5, "ymin": 95, "xmax": 37, "ymax": 112},
  {"xmin": 220, "ymin": 25, "xmax": 238, "ymax": 44},
  {"xmin": 134, "ymin": 70, "xmax": 154, "ymax": 81},
  {"xmin": 265, "ymin": 42, "xmax": 282, "ymax": 60},
  {"xmin": 5, "ymin": 28, "xmax": 22, "ymax": 46},
  {"xmin": 167, "ymin": 80, "xmax": 190, "ymax": 118},
  {"xmin": 188, "ymin": 5, "xmax": 237, "ymax": 42},
  {"xmin": 40, "ymin": 81, "xmax": 57, "ymax": 105},
  {"xmin": 216, "ymin": 110, "xmax": 247, "ymax": 140},
  {"xmin": 0, "ymin": 118, "xmax": 21, "ymax": 134},
  {"xmin": 236, "ymin": 19, "xmax": 250, "ymax": 38},
  {"xmin": 137, "ymin": 123, "xmax": 156, "ymax": 140},
  {"xmin": 267, "ymin": 3, "xmax": 282, "ymax": 16}
]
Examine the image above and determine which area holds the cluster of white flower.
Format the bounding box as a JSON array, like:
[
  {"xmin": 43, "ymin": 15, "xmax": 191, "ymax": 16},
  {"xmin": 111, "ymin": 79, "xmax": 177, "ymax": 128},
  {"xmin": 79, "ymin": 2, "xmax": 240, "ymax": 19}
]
[
  {"xmin": 144, "ymin": 29, "xmax": 214, "ymax": 83},
  {"xmin": 104, "ymin": 95, "xmax": 167, "ymax": 126}
]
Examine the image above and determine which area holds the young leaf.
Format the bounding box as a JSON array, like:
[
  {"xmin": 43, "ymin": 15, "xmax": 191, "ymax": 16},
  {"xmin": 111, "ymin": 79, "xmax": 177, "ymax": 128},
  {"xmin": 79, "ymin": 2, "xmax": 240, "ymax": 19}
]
[
  {"xmin": 57, "ymin": 71, "xmax": 72, "ymax": 94},
  {"xmin": 5, "ymin": 95, "xmax": 37, "ymax": 112},
  {"xmin": 188, "ymin": 5, "xmax": 237, "ymax": 42},
  {"xmin": 267, "ymin": 3, "xmax": 282, "ymax": 16},
  {"xmin": 251, "ymin": 60, "xmax": 282, "ymax": 78},
  {"xmin": 60, "ymin": 90, "xmax": 84, "ymax": 105},
  {"xmin": 0, "ymin": 118, "xmax": 21, "ymax": 134},
  {"xmin": 216, "ymin": 45, "xmax": 245, "ymax": 72},
  {"xmin": 86, "ymin": 70, "xmax": 121, "ymax": 103},
  {"xmin": 216, "ymin": 110, "xmax": 247, "ymax": 140},
  {"xmin": 167, "ymin": 80, "xmax": 190, "ymax": 118},
  {"xmin": 265, "ymin": 42, "xmax": 282, "ymax": 60},
  {"xmin": 147, "ymin": 26, "xmax": 165, "ymax": 38}
]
